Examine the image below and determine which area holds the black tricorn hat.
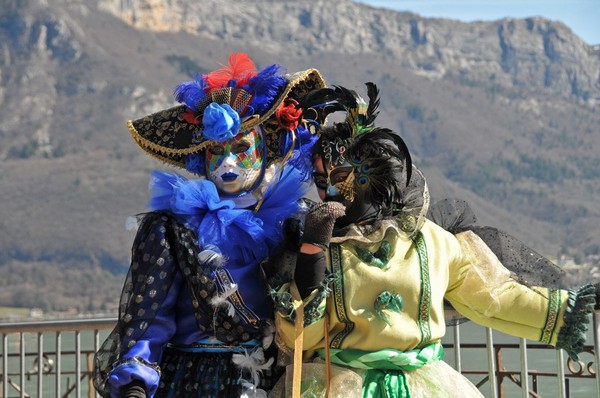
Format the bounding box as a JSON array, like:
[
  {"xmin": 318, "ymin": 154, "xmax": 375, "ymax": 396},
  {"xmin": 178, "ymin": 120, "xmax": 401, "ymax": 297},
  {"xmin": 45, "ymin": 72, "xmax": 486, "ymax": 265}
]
[{"xmin": 128, "ymin": 54, "xmax": 327, "ymax": 169}]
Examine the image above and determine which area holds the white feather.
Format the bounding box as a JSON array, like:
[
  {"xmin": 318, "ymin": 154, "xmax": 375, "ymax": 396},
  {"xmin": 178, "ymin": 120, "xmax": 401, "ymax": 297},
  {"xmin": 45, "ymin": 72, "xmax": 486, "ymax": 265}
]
[
  {"xmin": 209, "ymin": 283, "xmax": 238, "ymax": 317},
  {"xmin": 232, "ymin": 348, "xmax": 275, "ymax": 389},
  {"xmin": 261, "ymin": 320, "xmax": 276, "ymax": 349}
]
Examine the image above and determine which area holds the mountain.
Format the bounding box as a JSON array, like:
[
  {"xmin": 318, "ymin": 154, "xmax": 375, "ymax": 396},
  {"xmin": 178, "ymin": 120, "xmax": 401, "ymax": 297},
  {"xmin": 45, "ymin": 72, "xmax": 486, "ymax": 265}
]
[{"xmin": 1, "ymin": 0, "xmax": 599, "ymax": 312}]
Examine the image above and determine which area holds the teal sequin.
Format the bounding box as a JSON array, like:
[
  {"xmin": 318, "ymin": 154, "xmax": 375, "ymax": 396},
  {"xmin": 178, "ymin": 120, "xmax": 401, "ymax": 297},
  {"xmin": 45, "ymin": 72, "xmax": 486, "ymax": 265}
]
[
  {"xmin": 374, "ymin": 291, "xmax": 403, "ymax": 325},
  {"xmin": 354, "ymin": 241, "xmax": 392, "ymax": 269}
]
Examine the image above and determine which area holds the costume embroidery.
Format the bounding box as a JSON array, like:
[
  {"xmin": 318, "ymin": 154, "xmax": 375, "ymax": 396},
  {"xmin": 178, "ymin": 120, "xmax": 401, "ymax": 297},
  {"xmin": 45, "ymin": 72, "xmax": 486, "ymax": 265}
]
[
  {"xmin": 411, "ymin": 231, "xmax": 432, "ymax": 345},
  {"xmin": 215, "ymin": 268, "xmax": 260, "ymax": 327},
  {"xmin": 540, "ymin": 287, "xmax": 561, "ymax": 344},
  {"xmin": 330, "ymin": 243, "xmax": 355, "ymax": 349}
]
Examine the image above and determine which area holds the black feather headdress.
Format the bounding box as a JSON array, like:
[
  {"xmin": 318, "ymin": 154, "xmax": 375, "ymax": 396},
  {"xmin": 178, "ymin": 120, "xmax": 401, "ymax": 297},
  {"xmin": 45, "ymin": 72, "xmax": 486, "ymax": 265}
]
[
  {"xmin": 349, "ymin": 127, "xmax": 412, "ymax": 209},
  {"xmin": 302, "ymin": 82, "xmax": 412, "ymax": 208},
  {"xmin": 298, "ymin": 82, "xmax": 380, "ymax": 137}
]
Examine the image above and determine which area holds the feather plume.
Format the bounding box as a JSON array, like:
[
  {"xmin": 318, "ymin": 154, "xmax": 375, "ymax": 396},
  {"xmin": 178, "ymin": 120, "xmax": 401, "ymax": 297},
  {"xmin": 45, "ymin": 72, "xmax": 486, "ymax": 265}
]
[
  {"xmin": 349, "ymin": 128, "xmax": 412, "ymax": 208},
  {"xmin": 363, "ymin": 82, "xmax": 380, "ymax": 127},
  {"xmin": 125, "ymin": 215, "xmax": 142, "ymax": 231},
  {"xmin": 300, "ymin": 83, "xmax": 381, "ymax": 138},
  {"xmin": 261, "ymin": 320, "xmax": 276, "ymax": 349},
  {"xmin": 206, "ymin": 52, "xmax": 257, "ymax": 89},
  {"xmin": 298, "ymin": 86, "xmax": 349, "ymax": 111},
  {"xmin": 197, "ymin": 249, "xmax": 225, "ymax": 269},
  {"xmin": 296, "ymin": 86, "xmax": 353, "ymax": 133},
  {"xmin": 246, "ymin": 64, "xmax": 286, "ymax": 115},
  {"xmin": 173, "ymin": 77, "xmax": 209, "ymax": 110},
  {"xmin": 209, "ymin": 283, "xmax": 238, "ymax": 317},
  {"xmin": 240, "ymin": 383, "xmax": 267, "ymax": 398},
  {"xmin": 284, "ymin": 126, "xmax": 320, "ymax": 181},
  {"xmin": 232, "ymin": 348, "xmax": 274, "ymax": 389}
]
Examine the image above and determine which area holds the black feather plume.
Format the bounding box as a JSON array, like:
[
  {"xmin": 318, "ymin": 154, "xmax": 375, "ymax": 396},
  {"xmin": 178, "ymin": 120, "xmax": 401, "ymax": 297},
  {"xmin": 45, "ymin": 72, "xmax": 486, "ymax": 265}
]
[
  {"xmin": 349, "ymin": 128, "xmax": 412, "ymax": 209},
  {"xmin": 363, "ymin": 82, "xmax": 380, "ymax": 127}
]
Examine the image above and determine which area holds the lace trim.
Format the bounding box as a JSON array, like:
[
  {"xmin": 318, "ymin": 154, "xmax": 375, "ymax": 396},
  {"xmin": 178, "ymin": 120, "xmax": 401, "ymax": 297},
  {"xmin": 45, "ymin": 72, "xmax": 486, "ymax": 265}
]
[
  {"xmin": 111, "ymin": 356, "xmax": 161, "ymax": 374},
  {"xmin": 555, "ymin": 284, "xmax": 595, "ymax": 360}
]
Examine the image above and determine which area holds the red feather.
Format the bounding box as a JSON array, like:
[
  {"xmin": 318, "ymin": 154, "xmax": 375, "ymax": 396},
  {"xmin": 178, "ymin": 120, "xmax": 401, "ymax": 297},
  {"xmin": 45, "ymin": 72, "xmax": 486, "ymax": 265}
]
[{"xmin": 206, "ymin": 53, "xmax": 257, "ymax": 89}]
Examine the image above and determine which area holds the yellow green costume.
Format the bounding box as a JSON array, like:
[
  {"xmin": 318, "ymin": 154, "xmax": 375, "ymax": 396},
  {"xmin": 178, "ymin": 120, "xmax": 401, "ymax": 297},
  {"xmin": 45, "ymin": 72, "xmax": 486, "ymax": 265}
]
[
  {"xmin": 272, "ymin": 218, "xmax": 594, "ymax": 397},
  {"xmin": 267, "ymin": 81, "xmax": 595, "ymax": 398}
]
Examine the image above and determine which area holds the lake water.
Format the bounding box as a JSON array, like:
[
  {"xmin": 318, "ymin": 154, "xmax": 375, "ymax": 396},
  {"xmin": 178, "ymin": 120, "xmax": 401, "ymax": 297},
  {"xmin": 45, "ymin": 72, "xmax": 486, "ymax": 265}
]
[{"xmin": 2, "ymin": 322, "xmax": 598, "ymax": 397}]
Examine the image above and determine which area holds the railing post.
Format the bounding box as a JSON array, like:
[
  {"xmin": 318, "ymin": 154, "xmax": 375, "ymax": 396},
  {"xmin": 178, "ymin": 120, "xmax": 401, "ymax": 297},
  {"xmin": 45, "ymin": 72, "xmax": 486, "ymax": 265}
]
[
  {"xmin": 519, "ymin": 338, "xmax": 529, "ymax": 398},
  {"xmin": 2, "ymin": 333, "xmax": 8, "ymax": 398},
  {"xmin": 94, "ymin": 329, "xmax": 100, "ymax": 398},
  {"xmin": 19, "ymin": 332, "xmax": 25, "ymax": 398},
  {"xmin": 556, "ymin": 348, "xmax": 566, "ymax": 398},
  {"xmin": 453, "ymin": 323, "xmax": 462, "ymax": 372},
  {"xmin": 37, "ymin": 332, "xmax": 43, "ymax": 397},
  {"xmin": 486, "ymin": 327, "xmax": 498, "ymax": 398},
  {"xmin": 76, "ymin": 330, "xmax": 82, "ymax": 398},
  {"xmin": 56, "ymin": 331, "xmax": 62, "ymax": 398},
  {"xmin": 594, "ymin": 313, "xmax": 600, "ymax": 397}
]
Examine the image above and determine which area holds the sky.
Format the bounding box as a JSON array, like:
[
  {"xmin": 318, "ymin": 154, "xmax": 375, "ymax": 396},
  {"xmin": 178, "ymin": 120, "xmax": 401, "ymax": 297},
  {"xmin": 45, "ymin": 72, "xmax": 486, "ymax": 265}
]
[{"xmin": 357, "ymin": 0, "xmax": 600, "ymax": 45}]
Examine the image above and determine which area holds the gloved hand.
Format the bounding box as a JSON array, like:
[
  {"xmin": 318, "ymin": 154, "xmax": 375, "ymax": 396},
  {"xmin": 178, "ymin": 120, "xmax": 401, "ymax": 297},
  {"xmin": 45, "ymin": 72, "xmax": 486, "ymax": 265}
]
[
  {"xmin": 294, "ymin": 201, "xmax": 345, "ymax": 299},
  {"xmin": 121, "ymin": 380, "xmax": 147, "ymax": 398},
  {"xmin": 302, "ymin": 201, "xmax": 346, "ymax": 249}
]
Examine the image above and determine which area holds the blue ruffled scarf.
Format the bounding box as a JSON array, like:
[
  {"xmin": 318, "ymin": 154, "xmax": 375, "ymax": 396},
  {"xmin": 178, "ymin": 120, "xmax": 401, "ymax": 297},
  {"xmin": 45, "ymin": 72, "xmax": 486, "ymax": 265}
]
[{"xmin": 146, "ymin": 166, "xmax": 307, "ymax": 266}]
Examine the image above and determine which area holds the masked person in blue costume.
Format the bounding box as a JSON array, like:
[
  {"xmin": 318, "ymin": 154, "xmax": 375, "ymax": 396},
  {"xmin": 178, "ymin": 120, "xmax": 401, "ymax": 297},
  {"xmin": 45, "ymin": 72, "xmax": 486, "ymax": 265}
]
[
  {"xmin": 93, "ymin": 53, "xmax": 327, "ymax": 398},
  {"xmin": 268, "ymin": 83, "xmax": 600, "ymax": 398}
]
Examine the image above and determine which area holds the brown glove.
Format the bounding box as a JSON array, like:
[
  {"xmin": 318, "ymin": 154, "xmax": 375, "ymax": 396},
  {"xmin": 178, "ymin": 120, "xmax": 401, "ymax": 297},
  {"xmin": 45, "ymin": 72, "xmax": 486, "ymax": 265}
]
[{"xmin": 302, "ymin": 201, "xmax": 346, "ymax": 249}]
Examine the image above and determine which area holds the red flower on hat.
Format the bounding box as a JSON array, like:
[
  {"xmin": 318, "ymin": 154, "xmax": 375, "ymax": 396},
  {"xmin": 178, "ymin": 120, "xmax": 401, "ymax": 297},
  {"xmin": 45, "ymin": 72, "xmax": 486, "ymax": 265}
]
[
  {"xmin": 183, "ymin": 108, "xmax": 201, "ymax": 125},
  {"xmin": 275, "ymin": 98, "xmax": 303, "ymax": 131}
]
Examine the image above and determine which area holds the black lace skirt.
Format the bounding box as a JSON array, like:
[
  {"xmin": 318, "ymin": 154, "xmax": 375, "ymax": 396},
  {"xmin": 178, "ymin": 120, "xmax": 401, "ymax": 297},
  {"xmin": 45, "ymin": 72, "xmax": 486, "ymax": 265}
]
[{"xmin": 155, "ymin": 346, "xmax": 282, "ymax": 398}]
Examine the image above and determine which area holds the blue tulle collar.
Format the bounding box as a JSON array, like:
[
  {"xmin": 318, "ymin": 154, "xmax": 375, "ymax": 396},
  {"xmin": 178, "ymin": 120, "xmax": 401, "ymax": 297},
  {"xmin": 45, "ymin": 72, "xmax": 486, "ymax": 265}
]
[{"xmin": 146, "ymin": 166, "xmax": 307, "ymax": 266}]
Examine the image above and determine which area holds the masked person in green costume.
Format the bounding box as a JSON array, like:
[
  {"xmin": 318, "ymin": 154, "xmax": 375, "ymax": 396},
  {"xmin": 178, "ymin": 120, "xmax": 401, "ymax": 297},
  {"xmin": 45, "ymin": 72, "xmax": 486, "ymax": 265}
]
[{"xmin": 268, "ymin": 83, "xmax": 599, "ymax": 397}]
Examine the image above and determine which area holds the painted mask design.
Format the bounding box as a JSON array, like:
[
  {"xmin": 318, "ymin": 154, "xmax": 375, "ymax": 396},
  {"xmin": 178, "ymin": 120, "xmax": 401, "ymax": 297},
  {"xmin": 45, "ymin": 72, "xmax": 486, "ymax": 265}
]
[
  {"xmin": 206, "ymin": 128, "xmax": 265, "ymax": 195},
  {"xmin": 313, "ymin": 137, "xmax": 355, "ymax": 202}
]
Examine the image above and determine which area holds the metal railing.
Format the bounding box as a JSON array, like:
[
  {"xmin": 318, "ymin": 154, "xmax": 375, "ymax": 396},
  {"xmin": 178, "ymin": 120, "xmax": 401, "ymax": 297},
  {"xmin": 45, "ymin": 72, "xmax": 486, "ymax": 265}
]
[
  {"xmin": 444, "ymin": 311, "xmax": 600, "ymax": 397},
  {"xmin": 0, "ymin": 318, "xmax": 116, "ymax": 398},
  {"xmin": 1, "ymin": 315, "xmax": 599, "ymax": 397}
]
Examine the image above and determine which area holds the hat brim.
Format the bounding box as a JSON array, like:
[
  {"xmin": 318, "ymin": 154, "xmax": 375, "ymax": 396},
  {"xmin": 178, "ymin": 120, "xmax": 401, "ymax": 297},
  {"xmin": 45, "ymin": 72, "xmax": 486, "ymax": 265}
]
[{"xmin": 128, "ymin": 68, "xmax": 326, "ymax": 169}]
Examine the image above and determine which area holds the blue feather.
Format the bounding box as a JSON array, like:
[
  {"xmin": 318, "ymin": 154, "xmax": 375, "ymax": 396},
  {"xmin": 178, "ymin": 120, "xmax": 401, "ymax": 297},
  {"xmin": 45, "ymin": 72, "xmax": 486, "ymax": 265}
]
[
  {"xmin": 174, "ymin": 63, "xmax": 287, "ymax": 116},
  {"xmin": 285, "ymin": 126, "xmax": 319, "ymax": 181},
  {"xmin": 247, "ymin": 64, "xmax": 287, "ymax": 115},
  {"xmin": 146, "ymin": 167, "xmax": 306, "ymax": 266},
  {"xmin": 173, "ymin": 76, "xmax": 208, "ymax": 110}
]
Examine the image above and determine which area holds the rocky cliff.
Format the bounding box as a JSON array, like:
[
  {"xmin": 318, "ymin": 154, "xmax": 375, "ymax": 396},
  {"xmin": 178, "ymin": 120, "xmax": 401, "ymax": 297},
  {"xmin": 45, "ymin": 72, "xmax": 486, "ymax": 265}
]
[{"xmin": 97, "ymin": 0, "xmax": 600, "ymax": 102}]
